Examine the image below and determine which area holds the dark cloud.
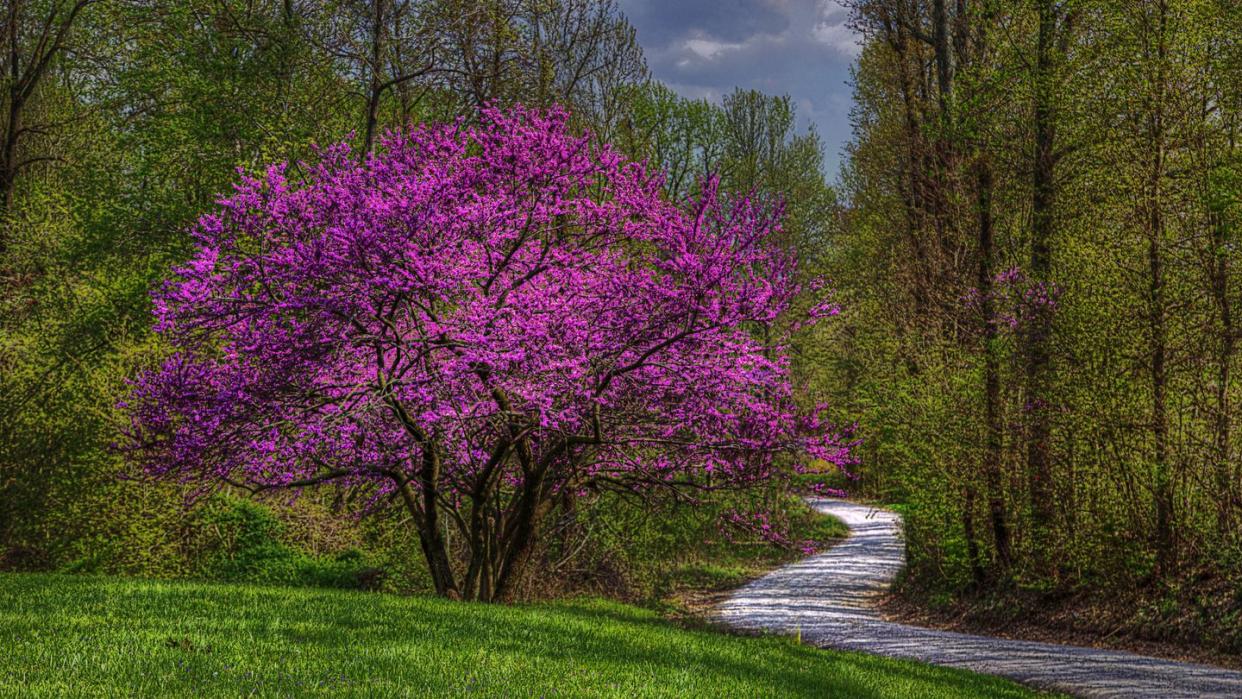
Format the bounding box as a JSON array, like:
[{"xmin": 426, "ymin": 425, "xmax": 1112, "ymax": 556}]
[{"xmin": 618, "ymin": 0, "xmax": 860, "ymax": 177}]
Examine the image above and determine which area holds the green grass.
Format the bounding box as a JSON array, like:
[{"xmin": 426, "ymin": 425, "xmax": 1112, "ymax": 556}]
[
  {"xmin": 660, "ymin": 510, "xmax": 849, "ymax": 592},
  {"xmin": 804, "ymin": 507, "xmax": 851, "ymax": 541},
  {"xmin": 0, "ymin": 573, "xmax": 1047, "ymax": 698}
]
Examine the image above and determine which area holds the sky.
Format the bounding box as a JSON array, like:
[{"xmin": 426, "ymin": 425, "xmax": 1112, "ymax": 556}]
[{"xmin": 617, "ymin": 0, "xmax": 862, "ymax": 178}]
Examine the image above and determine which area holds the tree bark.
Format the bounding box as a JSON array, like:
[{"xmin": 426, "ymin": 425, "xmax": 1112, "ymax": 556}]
[
  {"xmin": 362, "ymin": 0, "xmax": 387, "ymax": 155},
  {"xmin": 1025, "ymin": 0, "xmax": 1059, "ymax": 570},
  {"xmin": 882, "ymin": 12, "xmax": 931, "ymax": 328},
  {"xmin": 963, "ymin": 484, "xmax": 985, "ymax": 587},
  {"xmin": 976, "ymin": 156, "xmax": 1011, "ymax": 570},
  {"xmin": 394, "ymin": 457, "xmax": 461, "ymax": 600},
  {"xmin": 493, "ymin": 464, "xmax": 553, "ymax": 602},
  {"xmin": 1145, "ymin": 0, "xmax": 1174, "ymax": 576},
  {"xmin": 1210, "ymin": 136, "xmax": 1236, "ymax": 540},
  {"xmin": 1, "ymin": 0, "xmax": 25, "ymax": 229},
  {"xmin": 931, "ymin": 0, "xmax": 953, "ymax": 118}
]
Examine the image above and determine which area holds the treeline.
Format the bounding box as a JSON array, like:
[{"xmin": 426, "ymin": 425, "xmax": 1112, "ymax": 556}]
[
  {"xmin": 817, "ymin": 0, "xmax": 1242, "ymax": 615},
  {"xmin": 0, "ymin": 0, "xmax": 832, "ymax": 587}
]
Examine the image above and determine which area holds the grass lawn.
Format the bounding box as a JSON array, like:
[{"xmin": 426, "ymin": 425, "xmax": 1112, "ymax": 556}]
[{"xmin": 0, "ymin": 573, "xmax": 1048, "ymax": 698}]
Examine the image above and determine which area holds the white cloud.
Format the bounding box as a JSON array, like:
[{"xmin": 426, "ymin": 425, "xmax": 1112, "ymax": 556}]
[
  {"xmin": 813, "ymin": 0, "xmax": 861, "ymax": 58},
  {"xmin": 684, "ymin": 37, "xmax": 749, "ymax": 60}
]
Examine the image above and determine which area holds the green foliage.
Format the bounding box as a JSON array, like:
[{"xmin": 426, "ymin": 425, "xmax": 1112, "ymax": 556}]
[
  {"xmin": 814, "ymin": 0, "xmax": 1242, "ymax": 653},
  {"xmin": 185, "ymin": 497, "xmax": 379, "ymax": 590},
  {"xmin": 545, "ymin": 490, "xmax": 844, "ymax": 604},
  {"xmin": 1, "ymin": 0, "xmax": 352, "ymax": 575},
  {"xmin": 0, "ymin": 573, "xmax": 1046, "ymax": 698},
  {"xmin": 615, "ymin": 83, "xmax": 836, "ymax": 259},
  {"xmin": 830, "ymin": 0, "xmax": 1242, "ymax": 567},
  {"xmin": 663, "ymin": 562, "xmax": 753, "ymax": 591}
]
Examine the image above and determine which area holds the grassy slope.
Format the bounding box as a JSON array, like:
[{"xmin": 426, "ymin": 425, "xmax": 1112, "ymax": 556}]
[
  {"xmin": 656, "ymin": 505, "xmax": 851, "ymax": 620},
  {"xmin": 0, "ymin": 573, "xmax": 1047, "ymax": 698}
]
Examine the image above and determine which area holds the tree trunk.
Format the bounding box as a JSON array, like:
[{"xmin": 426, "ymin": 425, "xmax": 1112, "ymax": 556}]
[
  {"xmin": 1025, "ymin": 0, "xmax": 1058, "ymax": 571},
  {"xmin": 932, "ymin": 0, "xmax": 953, "ymax": 119},
  {"xmin": 883, "ymin": 13, "xmax": 931, "ymax": 327},
  {"xmin": 1, "ymin": 0, "xmax": 23, "ymax": 232},
  {"xmin": 493, "ymin": 468, "xmax": 553, "ymax": 602},
  {"xmin": 463, "ymin": 491, "xmax": 493, "ymax": 601},
  {"xmin": 362, "ymin": 0, "xmax": 387, "ymax": 155},
  {"xmin": 1149, "ymin": 221, "xmax": 1173, "ymax": 575},
  {"xmin": 976, "ymin": 156, "xmax": 1011, "ymax": 570},
  {"xmin": 1211, "ymin": 128, "xmax": 1237, "ymax": 540},
  {"xmin": 1146, "ymin": 0, "xmax": 1174, "ymax": 576},
  {"xmin": 394, "ymin": 459, "xmax": 461, "ymax": 600},
  {"xmin": 0, "ymin": 91, "xmax": 18, "ymax": 221},
  {"xmin": 963, "ymin": 484, "xmax": 985, "ymax": 587}
]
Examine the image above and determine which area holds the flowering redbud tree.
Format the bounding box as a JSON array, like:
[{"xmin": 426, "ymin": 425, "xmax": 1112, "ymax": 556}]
[{"xmin": 123, "ymin": 107, "xmax": 851, "ymax": 601}]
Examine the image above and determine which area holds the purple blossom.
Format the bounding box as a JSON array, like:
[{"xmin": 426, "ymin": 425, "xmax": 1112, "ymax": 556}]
[
  {"xmin": 963, "ymin": 266, "xmax": 1062, "ymax": 332},
  {"xmin": 121, "ymin": 106, "xmax": 853, "ymax": 597}
]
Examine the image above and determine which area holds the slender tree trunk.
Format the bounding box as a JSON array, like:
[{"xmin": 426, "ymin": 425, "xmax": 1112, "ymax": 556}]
[
  {"xmin": 963, "ymin": 485, "xmax": 985, "ymax": 587},
  {"xmin": 395, "ymin": 458, "xmax": 461, "ymax": 600},
  {"xmin": 976, "ymin": 156, "xmax": 1011, "ymax": 570},
  {"xmin": 1148, "ymin": 200, "xmax": 1172, "ymax": 574},
  {"xmin": 463, "ymin": 491, "xmax": 491, "ymax": 600},
  {"xmin": 1, "ymin": 0, "xmax": 22, "ymax": 231},
  {"xmin": 1211, "ymin": 127, "xmax": 1237, "ymax": 539},
  {"xmin": 1025, "ymin": 0, "xmax": 1058, "ymax": 569},
  {"xmin": 420, "ymin": 457, "xmax": 461, "ymax": 599},
  {"xmin": 362, "ymin": 0, "xmax": 387, "ymax": 155},
  {"xmin": 1146, "ymin": 0, "xmax": 1174, "ymax": 575},
  {"xmin": 927, "ymin": 0, "xmax": 956, "ymax": 293},
  {"xmin": 932, "ymin": 0, "xmax": 953, "ymax": 119},
  {"xmin": 883, "ymin": 14, "xmax": 931, "ymax": 327},
  {"xmin": 0, "ymin": 93, "xmax": 18, "ymax": 220},
  {"xmin": 1211, "ymin": 279, "xmax": 1234, "ymax": 538}
]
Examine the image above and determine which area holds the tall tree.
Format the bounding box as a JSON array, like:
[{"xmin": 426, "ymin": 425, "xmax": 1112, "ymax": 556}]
[
  {"xmin": 1023, "ymin": 0, "xmax": 1073, "ymax": 567},
  {"xmin": 122, "ymin": 108, "xmax": 852, "ymax": 602},
  {"xmin": 0, "ymin": 0, "xmax": 97, "ymax": 244}
]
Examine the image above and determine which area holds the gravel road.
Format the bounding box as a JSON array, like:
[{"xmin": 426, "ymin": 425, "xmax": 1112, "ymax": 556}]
[{"xmin": 717, "ymin": 499, "xmax": 1242, "ymax": 698}]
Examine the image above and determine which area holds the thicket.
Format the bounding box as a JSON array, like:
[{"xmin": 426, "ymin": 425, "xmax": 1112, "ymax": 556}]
[{"xmin": 813, "ymin": 0, "xmax": 1242, "ymax": 649}]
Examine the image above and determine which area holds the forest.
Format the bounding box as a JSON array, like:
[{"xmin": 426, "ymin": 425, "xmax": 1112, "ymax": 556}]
[
  {"xmin": 1, "ymin": 0, "xmax": 1241, "ymax": 689},
  {"xmin": 813, "ymin": 0, "xmax": 1242, "ymax": 652}
]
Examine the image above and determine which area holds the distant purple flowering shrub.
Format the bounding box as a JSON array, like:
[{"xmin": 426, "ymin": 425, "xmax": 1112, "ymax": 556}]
[{"xmin": 963, "ymin": 266, "xmax": 1062, "ymax": 331}]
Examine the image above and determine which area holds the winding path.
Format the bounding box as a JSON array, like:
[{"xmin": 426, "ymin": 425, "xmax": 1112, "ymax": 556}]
[{"xmin": 717, "ymin": 500, "xmax": 1242, "ymax": 698}]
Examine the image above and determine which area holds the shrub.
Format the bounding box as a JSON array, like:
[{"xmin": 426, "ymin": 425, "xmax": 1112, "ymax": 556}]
[{"xmin": 187, "ymin": 496, "xmax": 379, "ymax": 590}]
